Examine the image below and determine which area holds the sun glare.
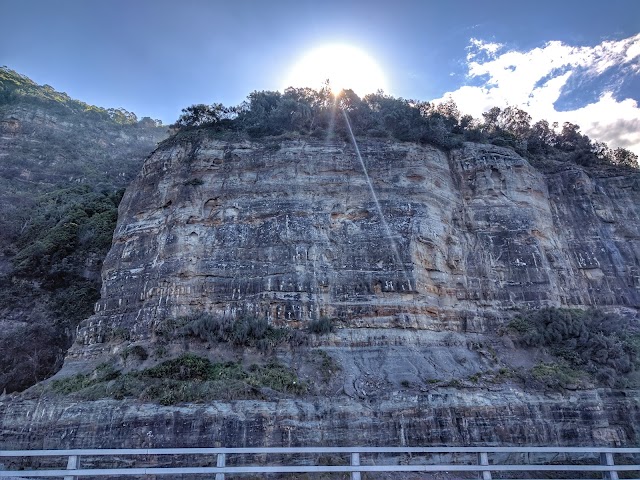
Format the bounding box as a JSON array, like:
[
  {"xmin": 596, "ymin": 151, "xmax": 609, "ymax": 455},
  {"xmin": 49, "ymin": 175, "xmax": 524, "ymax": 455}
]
[{"xmin": 284, "ymin": 44, "xmax": 388, "ymax": 96}]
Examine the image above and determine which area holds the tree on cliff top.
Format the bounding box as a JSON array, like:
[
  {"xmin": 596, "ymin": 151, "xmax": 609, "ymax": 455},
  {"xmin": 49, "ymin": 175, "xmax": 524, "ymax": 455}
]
[
  {"xmin": 172, "ymin": 103, "xmax": 234, "ymax": 129},
  {"xmin": 170, "ymin": 87, "xmax": 638, "ymax": 169}
]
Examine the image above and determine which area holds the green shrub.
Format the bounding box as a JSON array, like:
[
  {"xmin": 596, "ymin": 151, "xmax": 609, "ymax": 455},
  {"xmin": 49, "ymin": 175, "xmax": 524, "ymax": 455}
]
[
  {"xmin": 178, "ymin": 314, "xmax": 221, "ymax": 341},
  {"xmin": 507, "ymin": 316, "xmax": 535, "ymax": 335},
  {"xmin": 51, "ymin": 373, "xmax": 94, "ymax": 394},
  {"xmin": 312, "ymin": 349, "xmax": 341, "ymax": 383},
  {"xmin": 49, "ymin": 282, "xmax": 100, "ymax": 324},
  {"xmin": 153, "ymin": 345, "xmax": 168, "ymax": 359},
  {"xmin": 167, "ymin": 85, "xmax": 638, "ymax": 170},
  {"xmin": 531, "ymin": 362, "xmax": 584, "ymax": 389},
  {"xmin": 152, "ymin": 317, "xmax": 187, "ymax": 339},
  {"xmin": 468, "ymin": 373, "xmax": 481, "ymax": 383},
  {"xmin": 109, "ymin": 326, "xmax": 131, "ymax": 342},
  {"xmin": 95, "ymin": 363, "xmax": 121, "ymax": 381},
  {"xmin": 141, "ymin": 354, "xmax": 222, "ymax": 381},
  {"xmin": 12, "ymin": 186, "xmax": 122, "ymax": 284},
  {"xmin": 308, "ymin": 317, "xmax": 334, "ymax": 335},
  {"xmin": 510, "ymin": 308, "xmax": 640, "ymax": 387},
  {"xmin": 176, "ymin": 313, "xmax": 308, "ymax": 351},
  {"xmin": 230, "ymin": 316, "xmax": 269, "ymax": 345},
  {"xmin": 138, "ymin": 378, "xmax": 257, "ymax": 405},
  {"xmin": 0, "ymin": 319, "xmax": 68, "ymax": 393},
  {"xmin": 50, "ymin": 354, "xmax": 306, "ymax": 403},
  {"xmin": 52, "ymin": 362, "xmax": 120, "ymax": 394},
  {"xmin": 247, "ymin": 361, "xmax": 307, "ymax": 395}
]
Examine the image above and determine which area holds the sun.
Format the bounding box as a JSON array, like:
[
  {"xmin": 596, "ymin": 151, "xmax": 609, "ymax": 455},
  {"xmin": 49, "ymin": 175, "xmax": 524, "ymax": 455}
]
[{"xmin": 284, "ymin": 44, "xmax": 388, "ymax": 96}]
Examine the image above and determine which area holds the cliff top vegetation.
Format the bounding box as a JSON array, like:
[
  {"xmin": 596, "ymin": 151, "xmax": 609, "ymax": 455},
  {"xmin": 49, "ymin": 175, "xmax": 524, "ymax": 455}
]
[
  {"xmin": 0, "ymin": 66, "xmax": 162, "ymax": 127},
  {"xmin": 169, "ymin": 86, "xmax": 638, "ymax": 170}
]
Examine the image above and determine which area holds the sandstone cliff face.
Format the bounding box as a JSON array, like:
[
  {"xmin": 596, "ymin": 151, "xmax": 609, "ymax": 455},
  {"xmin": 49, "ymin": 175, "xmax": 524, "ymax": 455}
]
[
  {"xmin": 27, "ymin": 135, "xmax": 632, "ymax": 448},
  {"xmin": 72, "ymin": 137, "xmax": 639, "ymax": 352}
]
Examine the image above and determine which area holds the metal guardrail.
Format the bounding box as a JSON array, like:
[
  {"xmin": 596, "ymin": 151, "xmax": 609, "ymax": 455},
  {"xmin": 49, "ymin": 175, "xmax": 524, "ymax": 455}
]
[{"xmin": 0, "ymin": 446, "xmax": 639, "ymax": 479}]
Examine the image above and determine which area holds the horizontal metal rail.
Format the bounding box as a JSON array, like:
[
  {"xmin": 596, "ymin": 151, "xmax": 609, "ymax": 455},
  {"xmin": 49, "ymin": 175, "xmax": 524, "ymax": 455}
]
[
  {"xmin": 1, "ymin": 465, "xmax": 640, "ymax": 475},
  {"xmin": 0, "ymin": 446, "xmax": 638, "ymax": 479}
]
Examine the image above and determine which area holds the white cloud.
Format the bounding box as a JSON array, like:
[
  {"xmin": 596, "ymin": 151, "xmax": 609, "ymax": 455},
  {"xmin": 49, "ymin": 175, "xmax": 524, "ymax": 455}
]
[
  {"xmin": 466, "ymin": 38, "xmax": 504, "ymax": 60},
  {"xmin": 437, "ymin": 33, "xmax": 640, "ymax": 156}
]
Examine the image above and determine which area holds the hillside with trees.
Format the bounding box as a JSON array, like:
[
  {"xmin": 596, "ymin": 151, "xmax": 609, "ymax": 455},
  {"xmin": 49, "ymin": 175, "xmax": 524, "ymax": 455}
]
[{"xmin": 0, "ymin": 67, "xmax": 167, "ymax": 393}]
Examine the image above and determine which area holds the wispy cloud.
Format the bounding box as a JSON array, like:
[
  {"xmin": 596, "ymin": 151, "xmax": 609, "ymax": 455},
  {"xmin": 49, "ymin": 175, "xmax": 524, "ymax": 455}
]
[
  {"xmin": 437, "ymin": 34, "xmax": 640, "ymax": 155},
  {"xmin": 466, "ymin": 38, "xmax": 504, "ymax": 61}
]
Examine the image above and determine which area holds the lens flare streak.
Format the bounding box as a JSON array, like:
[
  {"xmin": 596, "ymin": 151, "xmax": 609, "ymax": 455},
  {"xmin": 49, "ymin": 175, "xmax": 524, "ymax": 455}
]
[{"xmin": 341, "ymin": 109, "xmax": 413, "ymax": 292}]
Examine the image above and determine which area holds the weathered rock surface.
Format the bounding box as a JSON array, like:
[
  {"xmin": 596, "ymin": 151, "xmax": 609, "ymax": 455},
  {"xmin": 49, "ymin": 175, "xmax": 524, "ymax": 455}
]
[
  {"xmin": 1, "ymin": 389, "xmax": 638, "ymax": 448},
  {"xmin": 4, "ymin": 135, "xmax": 640, "ymax": 449},
  {"xmin": 71, "ymin": 137, "xmax": 639, "ymax": 354}
]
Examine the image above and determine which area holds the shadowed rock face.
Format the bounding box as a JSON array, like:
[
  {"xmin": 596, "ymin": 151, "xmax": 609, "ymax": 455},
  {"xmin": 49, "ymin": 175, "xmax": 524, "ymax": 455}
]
[
  {"xmin": 71, "ymin": 138, "xmax": 639, "ymax": 353},
  {"xmin": 1, "ymin": 390, "xmax": 638, "ymax": 448}
]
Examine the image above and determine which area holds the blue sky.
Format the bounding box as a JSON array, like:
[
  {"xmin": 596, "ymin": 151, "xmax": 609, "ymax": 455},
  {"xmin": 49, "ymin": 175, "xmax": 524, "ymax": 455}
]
[{"xmin": 3, "ymin": 0, "xmax": 639, "ymax": 153}]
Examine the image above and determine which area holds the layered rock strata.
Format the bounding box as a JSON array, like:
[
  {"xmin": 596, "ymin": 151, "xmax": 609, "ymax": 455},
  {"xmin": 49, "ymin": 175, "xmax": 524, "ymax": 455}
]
[
  {"xmin": 71, "ymin": 138, "xmax": 639, "ymax": 354},
  {"xmin": 1, "ymin": 389, "xmax": 638, "ymax": 448},
  {"xmin": 24, "ymin": 135, "xmax": 634, "ymax": 449}
]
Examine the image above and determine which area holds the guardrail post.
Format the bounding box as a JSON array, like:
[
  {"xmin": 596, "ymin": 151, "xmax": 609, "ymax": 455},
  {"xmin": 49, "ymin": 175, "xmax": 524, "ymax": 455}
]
[
  {"xmin": 64, "ymin": 455, "xmax": 79, "ymax": 480},
  {"xmin": 601, "ymin": 452, "xmax": 619, "ymax": 480},
  {"xmin": 215, "ymin": 453, "xmax": 226, "ymax": 480},
  {"xmin": 351, "ymin": 452, "xmax": 361, "ymax": 480},
  {"xmin": 477, "ymin": 452, "xmax": 492, "ymax": 480}
]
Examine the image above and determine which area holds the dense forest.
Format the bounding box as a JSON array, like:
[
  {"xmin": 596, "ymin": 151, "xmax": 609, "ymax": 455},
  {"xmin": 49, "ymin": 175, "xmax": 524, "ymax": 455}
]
[{"xmin": 170, "ymin": 85, "xmax": 638, "ymax": 169}]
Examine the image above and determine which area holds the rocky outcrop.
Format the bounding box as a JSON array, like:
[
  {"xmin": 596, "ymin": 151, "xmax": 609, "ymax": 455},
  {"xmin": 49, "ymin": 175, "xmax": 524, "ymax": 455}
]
[
  {"xmin": 1, "ymin": 389, "xmax": 638, "ymax": 448},
  {"xmin": 4, "ymin": 133, "xmax": 639, "ymax": 449},
  {"xmin": 71, "ymin": 137, "xmax": 639, "ymax": 354}
]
